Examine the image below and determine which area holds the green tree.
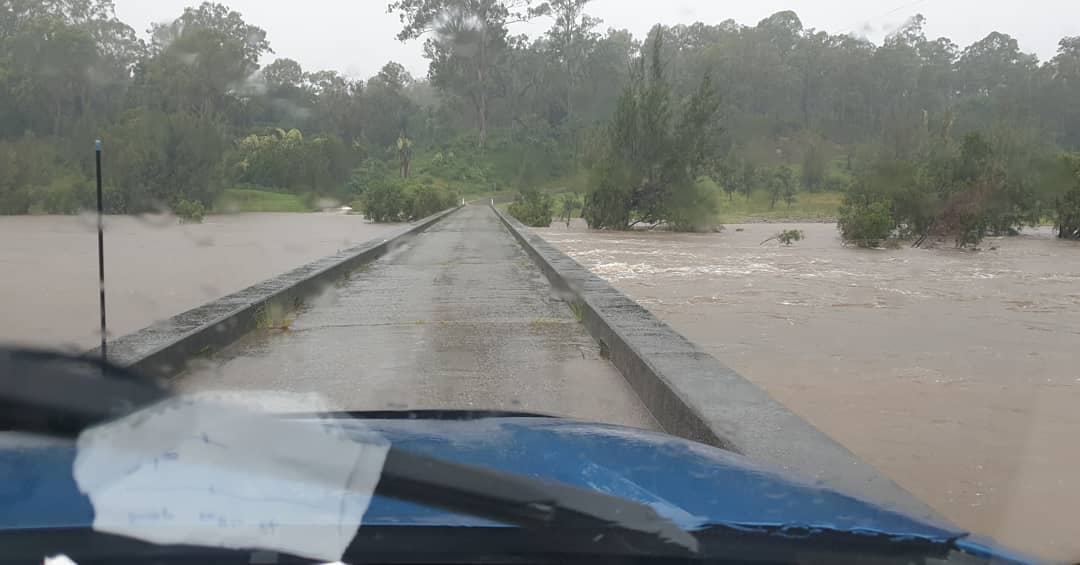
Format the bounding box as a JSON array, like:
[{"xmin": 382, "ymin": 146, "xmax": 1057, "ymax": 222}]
[
  {"xmin": 263, "ymin": 58, "xmax": 304, "ymax": 87},
  {"xmin": 738, "ymin": 161, "xmax": 757, "ymax": 201},
  {"xmin": 801, "ymin": 143, "xmax": 827, "ymax": 192},
  {"xmin": 103, "ymin": 110, "xmax": 228, "ymax": 212},
  {"xmin": 0, "ymin": 136, "xmax": 75, "ymax": 214},
  {"xmin": 389, "ymin": 0, "xmax": 534, "ymax": 148},
  {"xmin": 1057, "ymin": 161, "xmax": 1080, "ymax": 240},
  {"xmin": 5, "ymin": 4, "xmax": 1080, "ymax": 225},
  {"xmin": 711, "ymin": 157, "xmax": 739, "ymax": 201},
  {"xmin": 533, "ymin": 0, "xmax": 600, "ymax": 119},
  {"xmin": 558, "ymin": 192, "xmax": 582, "ymax": 226},
  {"xmin": 366, "ymin": 61, "xmax": 419, "ymax": 150},
  {"xmin": 230, "ymin": 128, "xmax": 352, "ymax": 194},
  {"xmin": 583, "ymin": 26, "xmax": 720, "ymax": 231},
  {"xmin": 303, "ymin": 70, "xmax": 363, "ymax": 143},
  {"xmin": 783, "ymin": 178, "xmax": 798, "ymax": 208},
  {"xmin": 140, "ymin": 2, "xmax": 272, "ymax": 118},
  {"xmin": 1045, "ymin": 37, "xmax": 1080, "ymax": 148},
  {"xmin": 768, "ymin": 166, "xmax": 795, "ymax": 209}
]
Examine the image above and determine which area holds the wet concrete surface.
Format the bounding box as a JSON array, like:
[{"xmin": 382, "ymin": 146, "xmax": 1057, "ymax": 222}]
[{"xmin": 180, "ymin": 205, "xmax": 659, "ymax": 431}]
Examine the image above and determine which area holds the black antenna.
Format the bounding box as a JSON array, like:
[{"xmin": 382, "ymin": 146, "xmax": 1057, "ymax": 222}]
[{"xmin": 95, "ymin": 140, "xmax": 107, "ymax": 363}]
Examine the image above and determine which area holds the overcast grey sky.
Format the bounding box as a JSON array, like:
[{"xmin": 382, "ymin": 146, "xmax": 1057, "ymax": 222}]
[{"xmin": 112, "ymin": 1, "xmax": 1080, "ymax": 80}]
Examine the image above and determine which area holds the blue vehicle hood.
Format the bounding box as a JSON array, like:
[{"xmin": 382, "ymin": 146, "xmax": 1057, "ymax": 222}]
[{"xmin": 2, "ymin": 415, "xmax": 1032, "ymax": 561}]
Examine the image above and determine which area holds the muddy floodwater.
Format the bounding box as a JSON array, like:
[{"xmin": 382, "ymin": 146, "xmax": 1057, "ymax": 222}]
[
  {"xmin": 0, "ymin": 213, "xmax": 401, "ymax": 350},
  {"xmin": 537, "ymin": 220, "xmax": 1080, "ymax": 561}
]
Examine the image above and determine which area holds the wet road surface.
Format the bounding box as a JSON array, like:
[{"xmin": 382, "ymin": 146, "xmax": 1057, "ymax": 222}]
[{"xmin": 181, "ymin": 205, "xmax": 659, "ymax": 430}]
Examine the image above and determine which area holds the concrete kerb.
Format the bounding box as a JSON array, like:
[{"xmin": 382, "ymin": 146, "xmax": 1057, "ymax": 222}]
[
  {"xmin": 490, "ymin": 204, "xmax": 952, "ymax": 525},
  {"xmin": 85, "ymin": 206, "xmax": 462, "ymax": 379}
]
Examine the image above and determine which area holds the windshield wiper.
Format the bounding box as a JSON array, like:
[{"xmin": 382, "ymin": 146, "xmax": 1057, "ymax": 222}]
[
  {"xmin": 0, "ymin": 348, "xmax": 168, "ymax": 437},
  {"xmin": 375, "ymin": 446, "xmax": 699, "ymax": 555}
]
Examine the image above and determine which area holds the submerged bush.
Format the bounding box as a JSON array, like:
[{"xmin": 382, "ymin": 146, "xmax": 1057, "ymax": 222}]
[
  {"xmin": 838, "ymin": 200, "xmax": 894, "ymax": 248},
  {"xmin": 174, "ymin": 199, "xmax": 206, "ymax": 223},
  {"xmin": 361, "ymin": 180, "xmax": 408, "ymax": 222},
  {"xmin": 508, "ymin": 189, "xmax": 554, "ymax": 227}
]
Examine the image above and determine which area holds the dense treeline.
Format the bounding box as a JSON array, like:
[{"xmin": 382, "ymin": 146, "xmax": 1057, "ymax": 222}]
[
  {"xmin": 0, "ymin": 0, "xmax": 429, "ymax": 215},
  {"xmin": 1, "ymin": 0, "xmax": 1078, "ymax": 239}
]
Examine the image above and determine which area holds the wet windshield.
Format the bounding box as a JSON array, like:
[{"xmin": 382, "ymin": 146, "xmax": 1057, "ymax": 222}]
[{"xmin": 2, "ymin": 0, "xmax": 1079, "ymax": 562}]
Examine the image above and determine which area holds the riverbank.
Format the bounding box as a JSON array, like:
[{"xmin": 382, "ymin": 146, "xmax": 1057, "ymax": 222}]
[
  {"xmin": 730, "ymin": 215, "xmax": 837, "ymax": 224},
  {"xmin": 537, "ymin": 220, "xmax": 1080, "ymax": 561},
  {"xmin": 213, "ymin": 188, "xmax": 317, "ymax": 213},
  {"xmin": 710, "ymin": 186, "xmax": 843, "ymax": 223}
]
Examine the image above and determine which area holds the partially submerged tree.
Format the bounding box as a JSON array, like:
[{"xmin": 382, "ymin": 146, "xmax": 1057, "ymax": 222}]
[
  {"xmin": 837, "ymin": 127, "xmax": 1076, "ymax": 249},
  {"xmin": 761, "ymin": 229, "xmax": 805, "ymax": 246},
  {"xmin": 768, "ymin": 166, "xmax": 796, "ymax": 210},
  {"xmin": 582, "ymin": 26, "xmax": 721, "ymax": 231},
  {"xmin": 1057, "ymin": 156, "xmax": 1080, "ymax": 239},
  {"xmin": 508, "ymin": 187, "xmax": 554, "ymax": 226},
  {"xmin": 558, "ymin": 192, "xmax": 582, "ymax": 226}
]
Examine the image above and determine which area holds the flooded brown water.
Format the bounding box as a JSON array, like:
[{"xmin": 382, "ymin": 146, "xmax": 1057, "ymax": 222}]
[
  {"xmin": 0, "ymin": 213, "xmax": 401, "ymax": 350},
  {"xmin": 536, "ymin": 220, "xmax": 1080, "ymax": 561}
]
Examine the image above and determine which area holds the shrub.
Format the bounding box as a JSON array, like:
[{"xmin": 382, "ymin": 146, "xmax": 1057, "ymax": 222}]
[
  {"xmin": 174, "ymin": 199, "xmax": 206, "ymax": 223},
  {"xmin": 361, "ymin": 180, "xmax": 408, "ymax": 222},
  {"xmin": 761, "ymin": 229, "xmax": 806, "ymax": 246},
  {"xmin": 361, "ymin": 179, "xmax": 457, "ymax": 222},
  {"xmin": 508, "ymin": 189, "xmax": 554, "ymax": 227},
  {"xmin": 838, "ymin": 200, "xmax": 894, "ymax": 248},
  {"xmin": 408, "ymin": 182, "xmax": 457, "ymax": 220},
  {"xmin": 777, "ymin": 229, "xmax": 804, "ymax": 245}
]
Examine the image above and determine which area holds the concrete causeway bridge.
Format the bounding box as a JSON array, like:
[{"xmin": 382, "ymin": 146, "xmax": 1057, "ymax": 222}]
[
  {"xmin": 179, "ymin": 205, "xmax": 658, "ymax": 430},
  {"xmin": 94, "ymin": 202, "xmax": 946, "ymax": 525}
]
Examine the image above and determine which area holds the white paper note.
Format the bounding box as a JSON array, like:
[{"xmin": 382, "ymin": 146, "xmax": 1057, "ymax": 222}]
[{"xmin": 74, "ymin": 394, "xmax": 389, "ymax": 562}]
